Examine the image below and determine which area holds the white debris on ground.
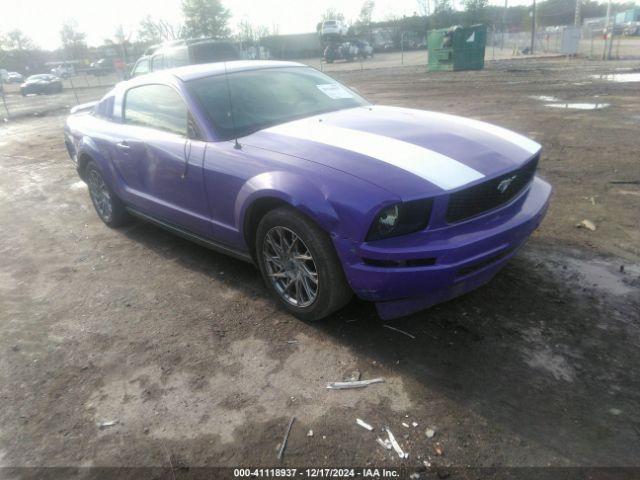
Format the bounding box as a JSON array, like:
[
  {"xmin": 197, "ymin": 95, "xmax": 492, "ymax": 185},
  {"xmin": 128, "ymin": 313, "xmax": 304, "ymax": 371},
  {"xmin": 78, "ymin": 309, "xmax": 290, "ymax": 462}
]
[
  {"xmin": 344, "ymin": 370, "xmax": 361, "ymax": 382},
  {"xmin": 382, "ymin": 324, "xmax": 416, "ymax": 339},
  {"xmin": 277, "ymin": 416, "xmax": 295, "ymax": 460},
  {"xmin": 97, "ymin": 420, "xmax": 116, "ymax": 429},
  {"xmin": 326, "ymin": 378, "xmax": 384, "ymax": 390},
  {"xmin": 576, "ymin": 219, "xmax": 596, "ymax": 231},
  {"xmin": 376, "ymin": 437, "xmax": 392, "ymax": 450},
  {"xmin": 356, "ymin": 418, "xmax": 373, "ymax": 431},
  {"xmin": 384, "ymin": 426, "xmax": 408, "ymax": 459}
]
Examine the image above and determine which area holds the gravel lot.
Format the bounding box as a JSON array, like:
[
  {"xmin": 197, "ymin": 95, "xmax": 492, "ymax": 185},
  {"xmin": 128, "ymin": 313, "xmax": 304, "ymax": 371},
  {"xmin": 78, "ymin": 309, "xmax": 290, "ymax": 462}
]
[{"xmin": 1, "ymin": 57, "xmax": 639, "ymax": 476}]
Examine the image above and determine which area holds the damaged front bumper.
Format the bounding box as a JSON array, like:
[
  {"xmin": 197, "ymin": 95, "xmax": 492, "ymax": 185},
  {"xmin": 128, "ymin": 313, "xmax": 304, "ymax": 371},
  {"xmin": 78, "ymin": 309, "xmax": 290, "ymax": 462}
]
[{"xmin": 333, "ymin": 176, "xmax": 552, "ymax": 319}]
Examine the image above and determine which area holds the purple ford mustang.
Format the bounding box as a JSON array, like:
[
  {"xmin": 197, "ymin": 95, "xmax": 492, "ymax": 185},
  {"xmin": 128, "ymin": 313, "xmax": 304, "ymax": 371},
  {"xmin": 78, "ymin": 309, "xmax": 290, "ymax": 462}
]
[{"xmin": 64, "ymin": 60, "xmax": 551, "ymax": 321}]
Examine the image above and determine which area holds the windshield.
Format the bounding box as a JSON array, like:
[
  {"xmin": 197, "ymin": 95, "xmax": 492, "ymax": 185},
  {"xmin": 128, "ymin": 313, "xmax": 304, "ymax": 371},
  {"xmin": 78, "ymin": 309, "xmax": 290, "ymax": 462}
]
[
  {"xmin": 28, "ymin": 75, "xmax": 50, "ymax": 81},
  {"xmin": 189, "ymin": 66, "xmax": 368, "ymax": 140}
]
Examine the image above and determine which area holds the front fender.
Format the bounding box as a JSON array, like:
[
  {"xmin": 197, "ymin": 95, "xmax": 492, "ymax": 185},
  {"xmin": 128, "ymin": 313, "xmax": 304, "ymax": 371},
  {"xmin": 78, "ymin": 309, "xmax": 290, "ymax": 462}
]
[{"xmin": 235, "ymin": 171, "xmax": 340, "ymax": 239}]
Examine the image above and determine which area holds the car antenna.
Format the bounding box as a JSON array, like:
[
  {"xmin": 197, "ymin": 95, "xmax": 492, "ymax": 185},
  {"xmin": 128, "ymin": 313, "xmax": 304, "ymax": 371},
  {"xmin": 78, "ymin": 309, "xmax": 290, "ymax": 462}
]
[{"xmin": 223, "ymin": 62, "xmax": 241, "ymax": 150}]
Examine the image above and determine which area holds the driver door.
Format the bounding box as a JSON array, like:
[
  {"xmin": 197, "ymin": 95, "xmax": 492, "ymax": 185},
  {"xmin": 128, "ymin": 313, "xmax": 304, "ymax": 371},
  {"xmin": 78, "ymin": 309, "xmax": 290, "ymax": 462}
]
[{"xmin": 115, "ymin": 83, "xmax": 211, "ymax": 237}]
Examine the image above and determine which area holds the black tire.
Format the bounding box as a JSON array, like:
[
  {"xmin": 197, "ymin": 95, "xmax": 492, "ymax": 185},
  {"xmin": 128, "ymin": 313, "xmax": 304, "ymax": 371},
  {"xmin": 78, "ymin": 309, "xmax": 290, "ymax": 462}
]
[
  {"xmin": 85, "ymin": 161, "xmax": 131, "ymax": 228},
  {"xmin": 256, "ymin": 206, "xmax": 352, "ymax": 321}
]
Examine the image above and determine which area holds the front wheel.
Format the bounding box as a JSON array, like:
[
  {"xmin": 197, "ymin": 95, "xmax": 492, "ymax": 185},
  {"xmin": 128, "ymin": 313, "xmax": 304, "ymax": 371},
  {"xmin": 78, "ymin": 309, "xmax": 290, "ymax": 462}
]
[
  {"xmin": 256, "ymin": 206, "xmax": 352, "ymax": 321},
  {"xmin": 85, "ymin": 161, "xmax": 130, "ymax": 227}
]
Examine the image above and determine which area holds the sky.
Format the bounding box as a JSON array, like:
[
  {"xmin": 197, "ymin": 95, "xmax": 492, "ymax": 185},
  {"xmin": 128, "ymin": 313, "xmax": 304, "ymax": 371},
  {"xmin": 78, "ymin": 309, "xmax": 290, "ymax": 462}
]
[{"xmin": 0, "ymin": 0, "xmax": 631, "ymax": 50}]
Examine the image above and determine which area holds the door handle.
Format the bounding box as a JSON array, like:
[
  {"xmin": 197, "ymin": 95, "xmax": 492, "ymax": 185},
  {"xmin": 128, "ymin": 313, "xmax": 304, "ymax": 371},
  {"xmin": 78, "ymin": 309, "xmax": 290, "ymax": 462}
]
[
  {"xmin": 181, "ymin": 139, "xmax": 192, "ymax": 179},
  {"xmin": 116, "ymin": 141, "xmax": 130, "ymax": 151}
]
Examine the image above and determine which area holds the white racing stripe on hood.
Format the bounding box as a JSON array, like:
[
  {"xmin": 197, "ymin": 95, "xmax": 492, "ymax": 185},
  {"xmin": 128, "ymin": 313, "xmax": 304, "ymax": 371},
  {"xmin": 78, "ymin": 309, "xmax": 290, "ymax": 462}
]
[
  {"xmin": 376, "ymin": 106, "xmax": 542, "ymax": 155},
  {"xmin": 266, "ymin": 119, "xmax": 484, "ymax": 190}
]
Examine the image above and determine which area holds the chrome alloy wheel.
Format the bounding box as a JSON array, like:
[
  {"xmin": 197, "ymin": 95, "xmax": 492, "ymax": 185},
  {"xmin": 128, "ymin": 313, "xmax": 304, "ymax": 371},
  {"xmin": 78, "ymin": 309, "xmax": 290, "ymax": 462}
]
[
  {"xmin": 87, "ymin": 169, "xmax": 113, "ymax": 223},
  {"xmin": 262, "ymin": 226, "xmax": 319, "ymax": 307}
]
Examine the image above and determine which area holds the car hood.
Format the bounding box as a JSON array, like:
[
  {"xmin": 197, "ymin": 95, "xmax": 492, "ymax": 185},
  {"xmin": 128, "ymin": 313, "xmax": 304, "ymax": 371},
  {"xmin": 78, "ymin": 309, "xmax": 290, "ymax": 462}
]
[{"xmin": 243, "ymin": 105, "xmax": 541, "ymax": 200}]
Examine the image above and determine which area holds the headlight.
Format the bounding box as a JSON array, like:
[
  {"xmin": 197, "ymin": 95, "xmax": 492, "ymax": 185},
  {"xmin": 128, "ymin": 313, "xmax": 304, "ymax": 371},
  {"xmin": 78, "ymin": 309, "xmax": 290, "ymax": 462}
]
[{"xmin": 366, "ymin": 199, "xmax": 433, "ymax": 241}]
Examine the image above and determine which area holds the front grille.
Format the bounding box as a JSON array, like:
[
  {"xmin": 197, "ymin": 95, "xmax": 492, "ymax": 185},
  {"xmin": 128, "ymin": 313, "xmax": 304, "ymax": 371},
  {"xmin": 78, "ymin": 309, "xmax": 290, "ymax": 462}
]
[{"xmin": 446, "ymin": 155, "xmax": 539, "ymax": 223}]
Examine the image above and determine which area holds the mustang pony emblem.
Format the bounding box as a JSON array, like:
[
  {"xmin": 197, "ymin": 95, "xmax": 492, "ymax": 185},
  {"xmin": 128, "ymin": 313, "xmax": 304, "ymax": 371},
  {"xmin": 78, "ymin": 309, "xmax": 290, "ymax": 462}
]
[{"xmin": 497, "ymin": 175, "xmax": 518, "ymax": 193}]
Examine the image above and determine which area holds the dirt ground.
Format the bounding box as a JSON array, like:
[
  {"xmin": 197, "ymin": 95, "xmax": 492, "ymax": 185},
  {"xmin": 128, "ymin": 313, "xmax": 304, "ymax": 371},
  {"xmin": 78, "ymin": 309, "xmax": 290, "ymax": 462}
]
[{"xmin": 1, "ymin": 58, "xmax": 639, "ymax": 477}]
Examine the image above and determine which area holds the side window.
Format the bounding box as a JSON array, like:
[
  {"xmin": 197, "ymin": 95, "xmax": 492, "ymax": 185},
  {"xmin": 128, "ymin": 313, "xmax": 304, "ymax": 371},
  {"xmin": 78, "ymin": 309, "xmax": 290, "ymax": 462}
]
[
  {"xmin": 124, "ymin": 84, "xmax": 188, "ymax": 136},
  {"xmin": 151, "ymin": 54, "xmax": 164, "ymax": 71},
  {"xmin": 131, "ymin": 59, "xmax": 149, "ymax": 77},
  {"xmin": 166, "ymin": 47, "xmax": 189, "ymax": 68}
]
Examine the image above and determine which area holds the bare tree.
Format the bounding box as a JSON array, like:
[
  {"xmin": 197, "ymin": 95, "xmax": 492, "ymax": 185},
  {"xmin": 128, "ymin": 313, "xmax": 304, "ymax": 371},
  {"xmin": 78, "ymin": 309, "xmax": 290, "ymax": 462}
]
[
  {"xmin": 112, "ymin": 25, "xmax": 132, "ymax": 63},
  {"xmin": 137, "ymin": 15, "xmax": 183, "ymax": 44},
  {"xmin": 1, "ymin": 30, "xmax": 35, "ymax": 51},
  {"xmin": 236, "ymin": 20, "xmax": 271, "ymax": 45},
  {"xmin": 416, "ymin": 0, "xmax": 431, "ymax": 16},
  {"xmin": 60, "ymin": 20, "xmax": 87, "ymax": 60},
  {"xmin": 463, "ymin": 0, "xmax": 488, "ymax": 24},
  {"xmin": 356, "ymin": 1, "xmax": 375, "ymax": 37},
  {"xmin": 321, "ymin": 8, "xmax": 345, "ymax": 22},
  {"xmin": 359, "ymin": 0, "xmax": 376, "ymax": 24}
]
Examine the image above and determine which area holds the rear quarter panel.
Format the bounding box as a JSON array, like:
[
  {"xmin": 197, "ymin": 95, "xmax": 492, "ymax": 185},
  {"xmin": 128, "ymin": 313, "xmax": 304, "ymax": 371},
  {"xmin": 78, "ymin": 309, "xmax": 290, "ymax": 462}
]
[{"xmin": 65, "ymin": 113, "xmax": 122, "ymax": 192}]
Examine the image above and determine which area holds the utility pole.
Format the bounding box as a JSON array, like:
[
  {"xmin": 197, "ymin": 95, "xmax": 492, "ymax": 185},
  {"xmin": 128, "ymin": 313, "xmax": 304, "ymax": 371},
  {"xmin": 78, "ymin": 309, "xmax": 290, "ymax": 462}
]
[
  {"xmin": 501, "ymin": 0, "xmax": 508, "ymax": 49},
  {"xmin": 530, "ymin": 0, "xmax": 536, "ymax": 54},
  {"xmin": 574, "ymin": 0, "xmax": 581, "ymax": 27},
  {"xmin": 1, "ymin": 80, "xmax": 10, "ymax": 120},
  {"xmin": 602, "ymin": 0, "xmax": 612, "ymax": 59},
  {"xmin": 607, "ymin": 15, "xmax": 616, "ymax": 59}
]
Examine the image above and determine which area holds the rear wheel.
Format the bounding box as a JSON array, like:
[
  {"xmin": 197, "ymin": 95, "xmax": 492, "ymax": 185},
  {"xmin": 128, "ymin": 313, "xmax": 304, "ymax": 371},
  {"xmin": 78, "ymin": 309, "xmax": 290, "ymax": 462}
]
[
  {"xmin": 256, "ymin": 206, "xmax": 352, "ymax": 321},
  {"xmin": 85, "ymin": 161, "xmax": 130, "ymax": 228}
]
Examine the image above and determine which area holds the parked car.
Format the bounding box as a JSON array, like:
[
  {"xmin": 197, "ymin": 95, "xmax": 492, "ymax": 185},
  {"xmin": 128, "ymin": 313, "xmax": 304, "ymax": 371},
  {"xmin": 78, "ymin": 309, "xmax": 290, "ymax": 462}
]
[
  {"xmin": 6, "ymin": 71, "xmax": 24, "ymax": 83},
  {"xmin": 64, "ymin": 61, "xmax": 551, "ymax": 321},
  {"xmin": 324, "ymin": 42, "xmax": 359, "ymax": 63},
  {"xmin": 622, "ymin": 22, "xmax": 640, "ymax": 35},
  {"xmin": 89, "ymin": 58, "xmax": 115, "ymax": 76},
  {"xmin": 20, "ymin": 74, "xmax": 63, "ymax": 96},
  {"xmin": 51, "ymin": 65, "xmax": 75, "ymax": 78},
  {"xmin": 321, "ymin": 20, "xmax": 349, "ymax": 37},
  {"xmin": 353, "ymin": 40, "xmax": 374, "ymax": 58},
  {"xmin": 128, "ymin": 39, "xmax": 240, "ymax": 78}
]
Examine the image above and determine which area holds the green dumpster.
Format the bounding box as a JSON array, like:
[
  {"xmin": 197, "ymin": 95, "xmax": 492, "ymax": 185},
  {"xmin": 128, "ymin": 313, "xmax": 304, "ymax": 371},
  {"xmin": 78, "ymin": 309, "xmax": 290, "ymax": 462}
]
[{"xmin": 428, "ymin": 25, "xmax": 486, "ymax": 72}]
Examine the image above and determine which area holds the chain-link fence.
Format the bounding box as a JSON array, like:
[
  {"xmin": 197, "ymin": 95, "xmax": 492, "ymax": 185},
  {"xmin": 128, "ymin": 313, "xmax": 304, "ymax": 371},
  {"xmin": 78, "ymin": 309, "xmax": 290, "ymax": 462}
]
[
  {"xmin": 1, "ymin": 73, "xmax": 118, "ymax": 121},
  {"xmin": 485, "ymin": 26, "xmax": 640, "ymax": 60}
]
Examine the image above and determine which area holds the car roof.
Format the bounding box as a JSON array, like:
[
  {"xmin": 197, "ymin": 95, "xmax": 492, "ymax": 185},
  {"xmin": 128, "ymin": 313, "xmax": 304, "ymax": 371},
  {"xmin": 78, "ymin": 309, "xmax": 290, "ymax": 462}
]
[
  {"xmin": 171, "ymin": 60, "xmax": 306, "ymax": 81},
  {"xmin": 122, "ymin": 60, "xmax": 306, "ymax": 86}
]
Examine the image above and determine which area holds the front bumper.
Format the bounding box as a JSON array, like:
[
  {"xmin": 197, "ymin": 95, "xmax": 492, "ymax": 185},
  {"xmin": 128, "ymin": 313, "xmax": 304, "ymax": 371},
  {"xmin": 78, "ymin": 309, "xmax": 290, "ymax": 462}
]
[{"xmin": 333, "ymin": 176, "xmax": 552, "ymax": 319}]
